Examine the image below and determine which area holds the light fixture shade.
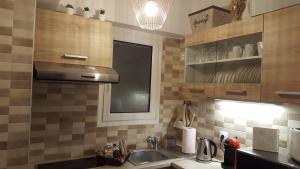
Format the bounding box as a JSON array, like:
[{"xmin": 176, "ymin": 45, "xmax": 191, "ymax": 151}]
[{"xmin": 129, "ymin": 0, "xmax": 174, "ymax": 30}]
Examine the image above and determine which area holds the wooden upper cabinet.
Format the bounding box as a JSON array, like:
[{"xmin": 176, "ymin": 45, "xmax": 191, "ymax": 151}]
[
  {"xmin": 261, "ymin": 5, "xmax": 300, "ymax": 103},
  {"xmin": 34, "ymin": 9, "xmax": 113, "ymax": 67},
  {"xmin": 185, "ymin": 16, "xmax": 263, "ymax": 47}
]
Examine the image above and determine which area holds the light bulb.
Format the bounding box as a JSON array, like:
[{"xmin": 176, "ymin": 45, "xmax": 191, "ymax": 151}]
[{"xmin": 145, "ymin": 0, "xmax": 158, "ymax": 17}]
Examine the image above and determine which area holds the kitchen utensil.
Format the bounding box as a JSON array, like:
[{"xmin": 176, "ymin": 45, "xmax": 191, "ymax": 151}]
[
  {"xmin": 217, "ymin": 43, "xmax": 228, "ymax": 60},
  {"xmin": 289, "ymin": 128, "xmax": 300, "ymax": 163},
  {"xmin": 208, "ymin": 46, "xmax": 216, "ymax": 61},
  {"xmin": 243, "ymin": 44, "xmax": 255, "ymax": 57},
  {"xmin": 196, "ymin": 138, "xmax": 217, "ymax": 161},
  {"xmin": 257, "ymin": 41, "xmax": 263, "ymax": 56},
  {"xmin": 253, "ymin": 127, "xmax": 279, "ymax": 152},
  {"xmin": 232, "ymin": 45, "xmax": 243, "ymax": 58},
  {"xmin": 203, "ymin": 47, "xmax": 210, "ymax": 62}
]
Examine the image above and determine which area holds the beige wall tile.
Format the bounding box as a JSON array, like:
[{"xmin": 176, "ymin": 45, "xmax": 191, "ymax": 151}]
[
  {"xmin": 0, "ymin": 35, "xmax": 12, "ymax": 45},
  {"xmin": 0, "ymin": 44, "xmax": 11, "ymax": 53},
  {"xmin": 12, "ymin": 28, "xmax": 33, "ymax": 39},
  {"xmin": 8, "ymin": 123, "xmax": 29, "ymax": 132},
  {"xmin": 0, "ymin": 26, "xmax": 12, "ymax": 36}
]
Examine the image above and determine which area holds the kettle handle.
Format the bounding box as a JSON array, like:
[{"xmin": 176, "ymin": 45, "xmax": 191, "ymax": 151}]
[{"xmin": 209, "ymin": 139, "xmax": 217, "ymax": 158}]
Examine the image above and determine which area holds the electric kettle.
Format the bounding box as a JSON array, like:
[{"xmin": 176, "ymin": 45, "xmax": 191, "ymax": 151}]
[{"xmin": 196, "ymin": 137, "xmax": 217, "ymax": 161}]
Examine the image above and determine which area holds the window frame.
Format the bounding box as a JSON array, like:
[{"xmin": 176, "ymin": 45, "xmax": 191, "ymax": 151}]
[{"xmin": 97, "ymin": 37, "xmax": 161, "ymax": 127}]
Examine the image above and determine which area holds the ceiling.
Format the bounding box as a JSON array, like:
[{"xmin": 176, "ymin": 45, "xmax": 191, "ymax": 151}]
[{"xmin": 35, "ymin": 0, "xmax": 232, "ymax": 36}]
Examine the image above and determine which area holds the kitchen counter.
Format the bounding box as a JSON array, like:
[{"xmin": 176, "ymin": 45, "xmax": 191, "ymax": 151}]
[
  {"xmin": 92, "ymin": 158, "xmax": 222, "ymax": 169},
  {"xmin": 37, "ymin": 147, "xmax": 223, "ymax": 169},
  {"xmin": 238, "ymin": 147, "xmax": 300, "ymax": 169},
  {"xmin": 172, "ymin": 159, "xmax": 222, "ymax": 169}
]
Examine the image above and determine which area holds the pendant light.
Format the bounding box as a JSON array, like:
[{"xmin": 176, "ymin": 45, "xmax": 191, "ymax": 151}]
[{"xmin": 129, "ymin": 0, "xmax": 174, "ymax": 30}]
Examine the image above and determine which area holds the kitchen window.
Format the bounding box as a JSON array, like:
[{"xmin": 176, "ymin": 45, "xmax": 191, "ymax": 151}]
[{"xmin": 97, "ymin": 31, "xmax": 161, "ymax": 127}]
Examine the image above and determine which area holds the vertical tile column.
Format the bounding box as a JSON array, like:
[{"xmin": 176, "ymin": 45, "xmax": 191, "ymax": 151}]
[
  {"xmin": 0, "ymin": 0, "xmax": 35, "ymax": 168},
  {"xmin": 0, "ymin": 1, "xmax": 14, "ymax": 168}
]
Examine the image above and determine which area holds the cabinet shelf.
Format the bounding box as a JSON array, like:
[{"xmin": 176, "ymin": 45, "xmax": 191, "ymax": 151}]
[
  {"xmin": 186, "ymin": 60, "xmax": 216, "ymax": 66},
  {"xmin": 186, "ymin": 56, "xmax": 261, "ymax": 66},
  {"xmin": 217, "ymin": 56, "xmax": 261, "ymax": 63}
]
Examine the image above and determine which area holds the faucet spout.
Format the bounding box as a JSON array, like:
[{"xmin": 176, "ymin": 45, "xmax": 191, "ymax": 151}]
[{"xmin": 147, "ymin": 136, "xmax": 160, "ymax": 150}]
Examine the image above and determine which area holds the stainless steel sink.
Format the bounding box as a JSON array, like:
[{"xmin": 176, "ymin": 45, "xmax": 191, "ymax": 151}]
[{"xmin": 129, "ymin": 149, "xmax": 169, "ymax": 165}]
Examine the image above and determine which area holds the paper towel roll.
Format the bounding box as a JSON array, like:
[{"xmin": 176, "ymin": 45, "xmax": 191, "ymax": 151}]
[{"xmin": 182, "ymin": 127, "xmax": 196, "ymax": 154}]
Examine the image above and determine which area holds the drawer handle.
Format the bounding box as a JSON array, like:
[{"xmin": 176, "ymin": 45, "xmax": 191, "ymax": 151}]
[
  {"xmin": 190, "ymin": 89, "xmax": 205, "ymax": 93},
  {"xmin": 225, "ymin": 90, "xmax": 247, "ymax": 95},
  {"xmin": 276, "ymin": 91, "xmax": 300, "ymax": 96},
  {"xmin": 81, "ymin": 75, "xmax": 96, "ymax": 79},
  {"xmin": 63, "ymin": 54, "xmax": 88, "ymax": 60}
]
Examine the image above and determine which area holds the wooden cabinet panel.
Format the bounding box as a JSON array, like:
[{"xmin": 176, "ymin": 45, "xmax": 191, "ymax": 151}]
[
  {"xmin": 181, "ymin": 83, "xmax": 215, "ymax": 99},
  {"xmin": 185, "ymin": 16, "xmax": 263, "ymax": 47},
  {"xmin": 34, "ymin": 9, "xmax": 112, "ymax": 67},
  {"xmin": 215, "ymin": 84, "xmax": 261, "ymax": 102},
  {"xmin": 261, "ymin": 5, "xmax": 300, "ymax": 103}
]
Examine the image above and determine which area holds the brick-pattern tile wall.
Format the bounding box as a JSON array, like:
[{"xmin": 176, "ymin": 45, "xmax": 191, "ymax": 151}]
[
  {"xmin": 0, "ymin": 0, "xmax": 35, "ymax": 168},
  {"xmin": 181, "ymin": 97, "xmax": 300, "ymax": 159},
  {"xmin": 29, "ymin": 38, "xmax": 185, "ymax": 166}
]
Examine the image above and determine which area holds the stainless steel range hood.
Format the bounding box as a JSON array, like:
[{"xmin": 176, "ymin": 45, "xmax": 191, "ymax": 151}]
[{"xmin": 33, "ymin": 61, "xmax": 119, "ymax": 83}]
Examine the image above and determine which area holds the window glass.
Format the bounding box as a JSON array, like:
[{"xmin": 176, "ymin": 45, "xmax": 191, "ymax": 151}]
[{"xmin": 110, "ymin": 40, "xmax": 152, "ymax": 113}]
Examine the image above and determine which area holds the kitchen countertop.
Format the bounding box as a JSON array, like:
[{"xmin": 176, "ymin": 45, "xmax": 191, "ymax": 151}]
[
  {"xmin": 92, "ymin": 158, "xmax": 222, "ymax": 169},
  {"xmin": 36, "ymin": 147, "xmax": 223, "ymax": 169},
  {"xmin": 238, "ymin": 147, "xmax": 300, "ymax": 169},
  {"xmin": 172, "ymin": 159, "xmax": 222, "ymax": 169}
]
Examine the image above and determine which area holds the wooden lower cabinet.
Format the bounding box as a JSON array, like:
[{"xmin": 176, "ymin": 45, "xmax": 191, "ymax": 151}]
[
  {"xmin": 181, "ymin": 83, "xmax": 215, "ymax": 98},
  {"xmin": 261, "ymin": 5, "xmax": 300, "ymax": 104},
  {"xmin": 215, "ymin": 84, "xmax": 261, "ymax": 102}
]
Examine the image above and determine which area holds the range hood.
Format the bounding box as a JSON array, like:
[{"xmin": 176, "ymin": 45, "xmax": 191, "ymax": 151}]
[{"xmin": 33, "ymin": 61, "xmax": 119, "ymax": 83}]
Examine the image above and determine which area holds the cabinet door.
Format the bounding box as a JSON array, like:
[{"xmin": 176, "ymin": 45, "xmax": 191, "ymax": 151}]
[
  {"xmin": 34, "ymin": 9, "xmax": 112, "ymax": 67},
  {"xmin": 215, "ymin": 84, "xmax": 261, "ymax": 102},
  {"xmin": 261, "ymin": 5, "xmax": 300, "ymax": 103}
]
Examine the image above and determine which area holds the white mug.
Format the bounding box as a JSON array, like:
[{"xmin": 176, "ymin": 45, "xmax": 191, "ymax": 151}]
[
  {"xmin": 257, "ymin": 42, "xmax": 263, "ymax": 56},
  {"xmin": 243, "ymin": 44, "xmax": 255, "ymax": 57},
  {"xmin": 232, "ymin": 45, "xmax": 243, "ymax": 58}
]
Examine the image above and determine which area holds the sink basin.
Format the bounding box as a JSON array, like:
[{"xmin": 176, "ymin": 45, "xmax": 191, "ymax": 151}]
[{"xmin": 129, "ymin": 149, "xmax": 169, "ymax": 165}]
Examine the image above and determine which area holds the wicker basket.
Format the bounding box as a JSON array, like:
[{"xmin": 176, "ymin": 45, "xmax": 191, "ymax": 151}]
[{"xmin": 188, "ymin": 6, "xmax": 232, "ymax": 32}]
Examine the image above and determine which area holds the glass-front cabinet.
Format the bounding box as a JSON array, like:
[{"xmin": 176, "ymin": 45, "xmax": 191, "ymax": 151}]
[{"xmin": 183, "ymin": 16, "xmax": 263, "ymax": 101}]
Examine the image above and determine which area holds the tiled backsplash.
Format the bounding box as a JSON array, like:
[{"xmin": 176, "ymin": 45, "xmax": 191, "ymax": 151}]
[
  {"xmin": 183, "ymin": 98, "xmax": 300, "ymax": 159},
  {"xmin": 0, "ymin": 0, "xmax": 35, "ymax": 168},
  {"xmin": 29, "ymin": 38, "xmax": 185, "ymax": 166}
]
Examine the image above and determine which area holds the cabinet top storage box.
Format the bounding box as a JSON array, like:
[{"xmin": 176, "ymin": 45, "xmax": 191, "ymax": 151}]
[{"xmin": 188, "ymin": 6, "xmax": 232, "ymax": 32}]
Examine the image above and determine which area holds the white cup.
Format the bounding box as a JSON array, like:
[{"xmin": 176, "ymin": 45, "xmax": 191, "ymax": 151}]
[
  {"xmin": 243, "ymin": 44, "xmax": 255, "ymax": 57},
  {"xmin": 257, "ymin": 42, "xmax": 263, "ymax": 56},
  {"xmin": 232, "ymin": 45, "xmax": 243, "ymax": 58},
  {"xmin": 66, "ymin": 8, "xmax": 74, "ymax": 15}
]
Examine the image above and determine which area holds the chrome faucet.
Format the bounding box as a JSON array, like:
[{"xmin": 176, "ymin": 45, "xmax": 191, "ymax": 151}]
[{"xmin": 147, "ymin": 136, "xmax": 160, "ymax": 150}]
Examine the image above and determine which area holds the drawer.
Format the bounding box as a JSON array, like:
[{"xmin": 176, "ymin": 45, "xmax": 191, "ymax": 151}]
[
  {"xmin": 215, "ymin": 84, "xmax": 261, "ymax": 102},
  {"xmin": 181, "ymin": 83, "xmax": 215, "ymax": 98}
]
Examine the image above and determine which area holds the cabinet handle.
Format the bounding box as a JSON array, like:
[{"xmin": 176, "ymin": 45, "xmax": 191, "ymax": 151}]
[
  {"xmin": 225, "ymin": 90, "xmax": 247, "ymax": 95},
  {"xmin": 276, "ymin": 91, "xmax": 300, "ymax": 96},
  {"xmin": 190, "ymin": 89, "xmax": 205, "ymax": 93},
  {"xmin": 63, "ymin": 54, "xmax": 88, "ymax": 60},
  {"xmin": 81, "ymin": 75, "xmax": 96, "ymax": 79}
]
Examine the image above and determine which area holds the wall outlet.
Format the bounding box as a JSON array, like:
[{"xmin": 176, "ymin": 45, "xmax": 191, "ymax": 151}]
[{"xmin": 219, "ymin": 131, "xmax": 229, "ymax": 142}]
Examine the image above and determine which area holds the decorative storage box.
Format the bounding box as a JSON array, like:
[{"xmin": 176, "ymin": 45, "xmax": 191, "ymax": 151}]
[
  {"xmin": 188, "ymin": 6, "xmax": 232, "ymax": 32},
  {"xmin": 253, "ymin": 127, "xmax": 279, "ymax": 153}
]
